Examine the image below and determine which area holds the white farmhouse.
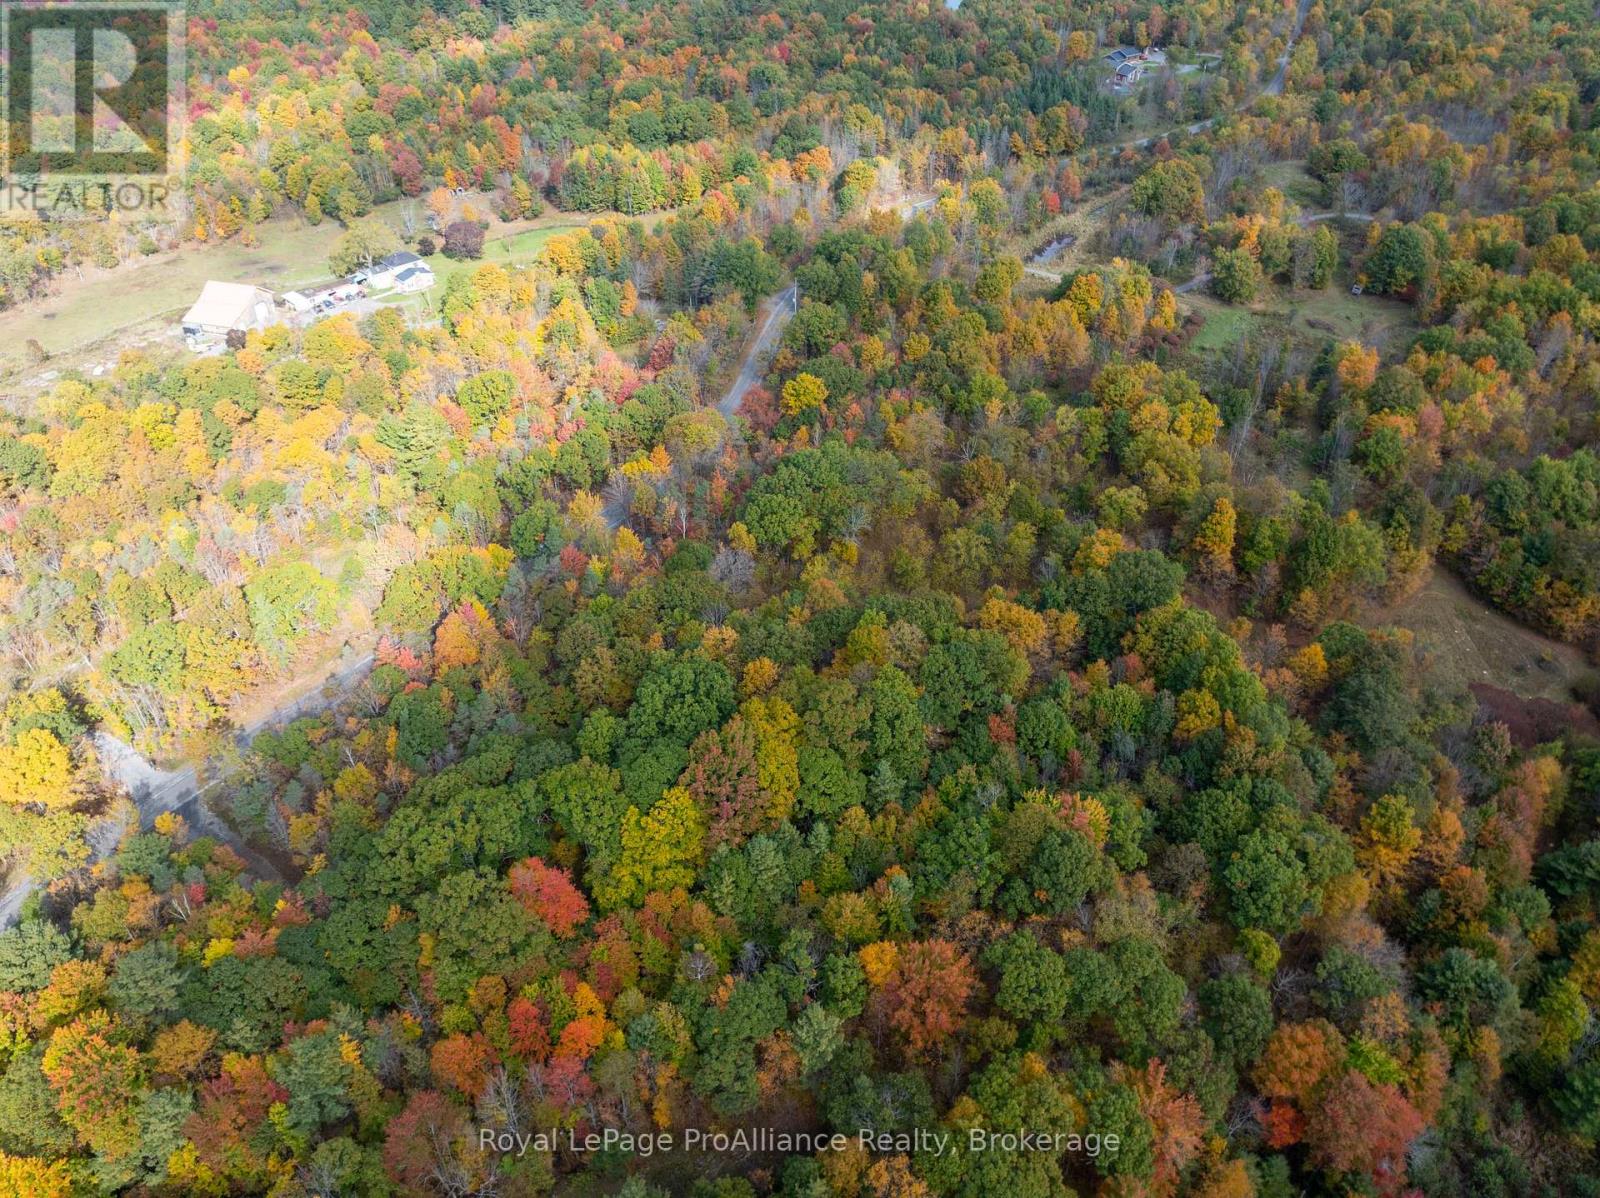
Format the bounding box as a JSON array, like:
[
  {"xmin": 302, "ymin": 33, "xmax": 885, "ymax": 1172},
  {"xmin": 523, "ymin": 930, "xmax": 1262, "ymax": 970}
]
[
  {"xmin": 391, "ymin": 263, "xmax": 436, "ymax": 294},
  {"xmin": 365, "ymin": 251, "xmax": 425, "ymax": 290}
]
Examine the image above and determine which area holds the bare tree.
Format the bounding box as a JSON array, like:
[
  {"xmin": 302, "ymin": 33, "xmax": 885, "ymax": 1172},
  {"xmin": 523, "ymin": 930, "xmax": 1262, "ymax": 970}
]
[{"xmin": 477, "ymin": 1066, "xmax": 528, "ymax": 1138}]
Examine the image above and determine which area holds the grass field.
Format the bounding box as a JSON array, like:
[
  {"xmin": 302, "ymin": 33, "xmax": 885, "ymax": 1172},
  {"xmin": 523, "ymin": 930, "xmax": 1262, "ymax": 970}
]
[
  {"xmin": 1257, "ymin": 159, "xmax": 1323, "ymax": 208},
  {"xmin": 1182, "ymin": 279, "xmax": 1417, "ymax": 357},
  {"xmin": 1287, "ymin": 283, "xmax": 1415, "ymax": 347},
  {"xmin": 0, "ymin": 218, "xmax": 350, "ymax": 377},
  {"xmin": 1184, "ymin": 295, "xmax": 1266, "ymax": 352},
  {"xmin": 1367, "ymin": 565, "xmax": 1595, "ymax": 704},
  {"xmin": 0, "ymin": 204, "xmax": 662, "ymax": 383}
]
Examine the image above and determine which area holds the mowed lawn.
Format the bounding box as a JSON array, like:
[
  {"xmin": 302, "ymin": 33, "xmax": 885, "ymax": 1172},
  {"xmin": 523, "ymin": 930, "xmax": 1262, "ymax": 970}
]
[
  {"xmin": 1288, "ymin": 285, "xmax": 1416, "ymax": 348},
  {"xmin": 0, "ymin": 218, "xmax": 350, "ymax": 375},
  {"xmin": 1367, "ymin": 565, "xmax": 1594, "ymax": 705},
  {"xmin": 374, "ymin": 224, "xmax": 584, "ymax": 313},
  {"xmin": 1182, "ymin": 293, "xmax": 1265, "ymax": 352}
]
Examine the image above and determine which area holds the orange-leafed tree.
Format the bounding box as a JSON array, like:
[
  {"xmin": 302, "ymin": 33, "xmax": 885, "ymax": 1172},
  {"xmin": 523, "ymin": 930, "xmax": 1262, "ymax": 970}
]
[
  {"xmin": 508, "ymin": 995, "xmax": 551, "ymax": 1062},
  {"xmin": 508, "ymin": 857, "xmax": 591, "ymax": 937},
  {"xmin": 1128, "ymin": 1057, "xmax": 1206, "ymax": 1195},
  {"xmin": 1304, "ymin": 1070, "xmax": 1424, "ymax": 1196},
  {"xmin": 1254, "ymin": 1018, "xmax": 1345, "ymax": 1103},
  {"xmin": 41, "ymin": 1012, "xmax": 146, "ymax": 1160},
  {"xmin": 431, "ymin": 1031, "xmax": 495, "ymax": 1098},
  {"xmin": 873, "ymin": 939, "xmax": 976, "ymax": 1055}
]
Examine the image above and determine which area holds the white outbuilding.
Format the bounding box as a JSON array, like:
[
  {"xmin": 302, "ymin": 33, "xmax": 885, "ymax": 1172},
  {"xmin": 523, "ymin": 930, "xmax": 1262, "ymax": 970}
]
[{"xmin": 181, "ymin": 282, "xmax": 277, "ymax": 348}]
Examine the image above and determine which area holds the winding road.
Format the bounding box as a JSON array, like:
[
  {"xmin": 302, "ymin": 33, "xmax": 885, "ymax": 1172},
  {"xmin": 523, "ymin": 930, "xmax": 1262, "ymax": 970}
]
[{"xmin": 0, "ymin": 652, "xmax": 376, "ymax": 929}]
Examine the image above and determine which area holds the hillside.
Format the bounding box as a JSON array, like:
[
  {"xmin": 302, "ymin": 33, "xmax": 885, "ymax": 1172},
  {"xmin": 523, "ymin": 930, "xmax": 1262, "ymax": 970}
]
[{"xmin": 3, "ymin": 0, "xmax": 1600, "ymax": 1195}]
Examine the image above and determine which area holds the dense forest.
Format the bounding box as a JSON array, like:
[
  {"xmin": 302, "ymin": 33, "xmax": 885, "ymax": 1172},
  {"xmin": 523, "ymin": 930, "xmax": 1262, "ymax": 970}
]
[{"xmin": 5, "ymin": 0, "xmax": 1600, "ymax": 1194}]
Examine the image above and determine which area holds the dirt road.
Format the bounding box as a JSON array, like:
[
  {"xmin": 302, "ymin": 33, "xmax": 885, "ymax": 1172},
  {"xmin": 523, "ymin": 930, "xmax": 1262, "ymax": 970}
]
[
  {"xmin": 0, "ymin": 651, "xmax": 375, "ymax": 929},
  {"xmin": 717, "ymin": 193, "xmax": 933, "ymax": 419},
  {"xmin": 1115, "ymin": 0, "xmax": 1315, "ymax": 153},
  {"xmin": 720, "ymin": 283, "xmax": 799, "ymax": 420}
]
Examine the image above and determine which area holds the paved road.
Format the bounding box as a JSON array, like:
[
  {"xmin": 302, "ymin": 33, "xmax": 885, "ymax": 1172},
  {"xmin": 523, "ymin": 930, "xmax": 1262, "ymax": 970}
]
[
  {"xmin": 603, "ymin": 277, "xmax": 803, "ymax": 533},
  {"xmin": 714, "ymin": 193, "xmax": 928, "ymax": 425},
  {"xmin": 608, "ymin": 194, "xmax": 932, "ymax": 533},
  {"xmin": 0, "ymin": 652, "xmax": 376, "ymax": 929}
]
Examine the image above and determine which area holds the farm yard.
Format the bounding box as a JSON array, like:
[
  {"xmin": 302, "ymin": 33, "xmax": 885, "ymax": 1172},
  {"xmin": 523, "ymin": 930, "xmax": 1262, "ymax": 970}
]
[
  {"xmin": 0, "ymin": 203, "xmax": 658, "ymax": 385},
  {"xmin": 0, "ymin": 219, "xmax": 348, "ymax": 381},
  {"xmin": 372, "ymin": 223, "xmax": 587, "ymax": 318}
]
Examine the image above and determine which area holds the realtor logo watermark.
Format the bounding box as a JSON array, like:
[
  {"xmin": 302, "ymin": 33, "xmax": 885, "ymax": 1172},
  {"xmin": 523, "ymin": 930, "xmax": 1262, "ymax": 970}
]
[{"xmin": 1, "ymin": 1, "xmax": 184, "ymax": 215}]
